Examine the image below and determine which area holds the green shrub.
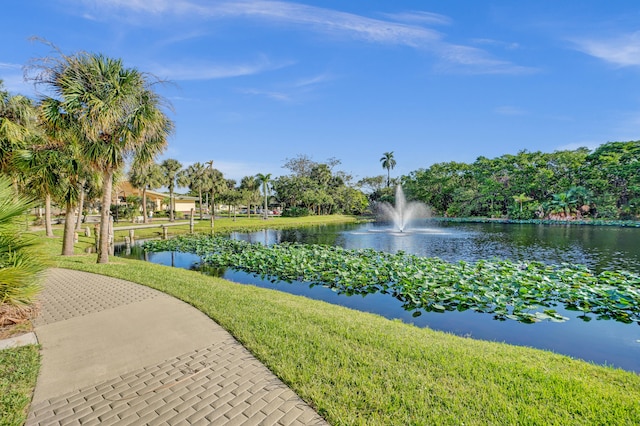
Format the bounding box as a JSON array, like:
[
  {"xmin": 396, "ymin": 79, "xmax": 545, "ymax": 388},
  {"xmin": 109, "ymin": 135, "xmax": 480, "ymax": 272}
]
[
  {"xmin": 0, "ymin": 177, "xmax": 46, "ymax": 323},
  {"xmin": 282, "ymin": 207, "xmax": 310, "ymax": 217}
]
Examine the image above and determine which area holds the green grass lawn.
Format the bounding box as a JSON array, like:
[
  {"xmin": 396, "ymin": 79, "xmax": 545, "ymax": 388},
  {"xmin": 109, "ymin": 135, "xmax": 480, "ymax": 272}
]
[
  {"xmin": 0, "ymin": 345, "xmax": 39, "ymax": 426},
  {"xmin": 8, "ymin": 214, "xmax": 640, "ymax": 425}
]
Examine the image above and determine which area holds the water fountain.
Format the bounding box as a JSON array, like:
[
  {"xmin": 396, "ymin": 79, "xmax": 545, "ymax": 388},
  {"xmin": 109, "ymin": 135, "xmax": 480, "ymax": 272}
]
[{"xmin": 377, "ymin": 185, "xmax": 430, "ymax": 232}]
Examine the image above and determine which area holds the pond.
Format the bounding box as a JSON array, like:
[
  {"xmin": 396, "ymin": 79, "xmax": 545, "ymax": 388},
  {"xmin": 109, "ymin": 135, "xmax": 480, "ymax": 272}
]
[{"xmin": 116, "ymin": 221, "xmax": 640, "ymax": 373}]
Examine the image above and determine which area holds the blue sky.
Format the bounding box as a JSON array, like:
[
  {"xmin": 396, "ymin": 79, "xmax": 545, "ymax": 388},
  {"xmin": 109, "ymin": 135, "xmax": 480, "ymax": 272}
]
[{"xmin": 3, "ymin": 1, "xmax": 640, "ymax": 183}]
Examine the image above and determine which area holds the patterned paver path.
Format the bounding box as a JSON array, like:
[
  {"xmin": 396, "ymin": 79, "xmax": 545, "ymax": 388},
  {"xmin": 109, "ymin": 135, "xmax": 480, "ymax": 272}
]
[{"xmin": 26, "ymin": 268, "xmax": 328, "ymax": 425}]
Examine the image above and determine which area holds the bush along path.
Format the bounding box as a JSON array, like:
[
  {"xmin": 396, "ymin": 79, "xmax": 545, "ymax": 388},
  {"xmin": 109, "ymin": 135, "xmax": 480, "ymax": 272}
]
[{"xmin": 144, "ymin": 235, "xmax": 640, "ymax": 325}]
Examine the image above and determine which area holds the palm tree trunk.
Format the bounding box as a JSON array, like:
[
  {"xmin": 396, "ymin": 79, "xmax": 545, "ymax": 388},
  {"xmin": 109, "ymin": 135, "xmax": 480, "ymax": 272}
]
[
  {"xmin": 75, "ymin": 183, "xmax": 86, "ymax": 231},
  {"xmin": 61, "ymin": 201, "xmax": 76, "ymax": 255},
  {"xmin": 142, "ymin": 188, "xmax": 148, "ymax": 224},
  {"xmin": 169, "ymin": 188, "xmax": 175, "ymax": 222},
  {"xmin": 210, "ymin": 191, "xmax": 215, "ymax": 233},
  {"xmin": 198, "ymin": 189, "xmax": 203, "ymax": 220},
  {"xmin": 45, "ymin": 193, "xmax": 54, "ymax": 238},
  {"xmin": 97, "ymin": 169, "xmax": 113, "ymax": 264},
  {"xmin": 263, "ymin": 183, "xmax": 268, "ymax": 220}
]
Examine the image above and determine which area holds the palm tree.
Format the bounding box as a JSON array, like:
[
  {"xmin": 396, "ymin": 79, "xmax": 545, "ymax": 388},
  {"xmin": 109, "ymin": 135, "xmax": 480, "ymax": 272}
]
[
  {"xmin": 13, "ymin": 140, "xmax": 62, "ymax": 238},
  {"xmin": 204, "ymin": 160, "xmax": 225, "ymax": 231},
  {"xmin": 36, "ymin": 96, "xmax": 91, "ymax": 254},
  {"xmin": 380, "ymin": 151, "xmax": 397, "ymax": 188},
  {"xmin": 31, "ymin": 50, "xmax": 173, "ymax": 263},
  {"xmin": 255, "ymin": 173, "xmax": 272, "ymax": 220},
  {"xmin": 240, "ymin": 175, "xmax": 260, "ymax": 218},
  {"xmin": 129, "ymin": 161, "xmax": 163, "ymax": 223},
  {"xmin": 160, "ymin": 159, "xmax": 182, "ymax": 222},
  {"xmin": 512, "ymin": 193, "xmax": 533, "ymax": 212},
  {"xmin": 177, "ymin": 162, "xmax": 207, "ymax": 220},
  {"xmin": 1, "ymin": 82, "xmax": 38, "ymax": 183}
]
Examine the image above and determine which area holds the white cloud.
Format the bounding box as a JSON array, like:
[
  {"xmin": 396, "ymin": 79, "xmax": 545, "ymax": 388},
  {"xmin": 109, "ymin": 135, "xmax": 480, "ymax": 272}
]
[
  {"xmin": 238, "ymin": 88, "xmax": 292, "ymax": 102},
  {"xmin": 0, "ymin": 62, "xmax": 21, "ymax": 70},
  {"xmin": 381, "ymin": 11, "xmax": 452, "ymax": 26},
  {"xmin": 76, "ymin": 0, "xmax": 534, "ymax": 75},
  {"xmin": 571, "ymin": 31, "xmax": 640, "ymax": 67},
  {"xmin": 293, "ymin": 73, "xmax": 332, "ymax": 88},
  {"xmin": 472, "ymin": 38, "xmax": 520, "ymax": 50},
  {"xmin": 150, "ymin": 57, "xmax": 294, "ymax": 81},
  {"xmin": 495, "ymin": 106, "xmax": 527, "ymax": 116}
]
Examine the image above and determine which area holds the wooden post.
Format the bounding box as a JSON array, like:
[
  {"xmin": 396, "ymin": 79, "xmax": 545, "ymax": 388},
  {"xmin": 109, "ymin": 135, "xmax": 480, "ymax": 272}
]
[
  {"xmin": 129, "ymin": 229, "xmax": 135, "ymax": 245},
  {"xmin": 190, "ymin": 208, "xmax": 195, "ymax": 233},
  {"xmin": 85, "ymin": 226, "xmax": 91, "ymax": 237},
  {"xmin": 162, "ymin": 225, "xmax": 168, "ymax": 240}
]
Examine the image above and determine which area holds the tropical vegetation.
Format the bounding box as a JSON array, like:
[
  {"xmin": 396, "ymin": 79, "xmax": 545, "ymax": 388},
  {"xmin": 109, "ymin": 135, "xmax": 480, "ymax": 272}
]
[
  {"xmin": 0, "ymin": 176, "xmax": 45, "ymax": 325},
  {"xmin": 270, "ymin": 154, "xmax": 369, "ymax": 216},
  {"xmin": 27, "ymin": 44, "xmax": 174, "ymax": 263},
  {"xmin": 403, "ymin": 142, "xmax": 640, "ymax": 221}
]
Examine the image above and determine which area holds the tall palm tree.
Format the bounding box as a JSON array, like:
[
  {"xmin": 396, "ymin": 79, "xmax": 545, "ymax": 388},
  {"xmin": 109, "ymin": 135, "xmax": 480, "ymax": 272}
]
[
  {"xmin": 204, "ymin": 160, "xmax": 225, "ymax": 231},
  {"xmin": 1, "ymin": 82, "xmax": 38, "ymax": 181},
  {"xmin": 380, "ymin": 151, "xmax": 397, "ymax": 188},
  {"xmin": 32, "ymin": 51, "xmax": 173, "ymax": 263},
  {"xmin": 240, "ymin": 175, "xmax": 260, "ymax": 218},
  {"xmin": 13, "ymin": 139, "xmax": 62, "ymax": 238},
  {"xmin": 160, "ymin": 159, "xmax": 182, "ymax": 222},
  {"xmin": 255, "ymin": 173, "xmax": 272, "ymax": 220},
  {"xmin": 36, "ymin": 96, "xmax": 91, "ymax": 254},
  {"xmin": 177, "ymin": 162, "xmax": 206, "ymax": 220},
  {"xmin": 129, "ymin": 161, "xmax": 163, "ymax": 223}
]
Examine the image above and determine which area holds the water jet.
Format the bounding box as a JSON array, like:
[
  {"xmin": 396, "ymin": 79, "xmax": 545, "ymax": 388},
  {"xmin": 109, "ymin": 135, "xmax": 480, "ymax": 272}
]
[{"xmin": 377, "ymin": 186, "xmax": 430, "ymax": 232}]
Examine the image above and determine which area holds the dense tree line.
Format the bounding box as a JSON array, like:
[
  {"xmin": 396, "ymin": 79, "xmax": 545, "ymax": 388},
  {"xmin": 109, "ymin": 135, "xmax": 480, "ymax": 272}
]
[
  {"xmin": 271, "ymin": 155, "xmax": 369, "ymax": 216},
  {"xmin": 402, "ymin": 142, "xmax": 640, "ymax": 220}
]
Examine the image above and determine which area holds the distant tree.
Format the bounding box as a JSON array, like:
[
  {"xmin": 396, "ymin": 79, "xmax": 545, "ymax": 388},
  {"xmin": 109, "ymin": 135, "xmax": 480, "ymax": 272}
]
[
  {"xmin": 380, "ymin": 151, "xmax": 397, "ymax": 188},
  {"xmin": 512, "ymin": 193, "xmax": 533, "ymax": 212},
  {"xmin": 177, "ymin": 162, "xmax": 207, "ymax": 220},
  {"xmin": 160, "ymin": 159, "xmax": 182, "ymax": 222},
  {"xmin": 203, "ymin": 161, "xmax": 226, "ymax": 231},
  {"xmin": 255, "ymin": 173, "xmax": 272, "ymax": 219},
  {"xmin": 129, "ymin": 162, "xmax": 163, "ymax": 223},
  {"xmin": 240, "ymin": 175, "xmax": 260, "ymax": 218}
]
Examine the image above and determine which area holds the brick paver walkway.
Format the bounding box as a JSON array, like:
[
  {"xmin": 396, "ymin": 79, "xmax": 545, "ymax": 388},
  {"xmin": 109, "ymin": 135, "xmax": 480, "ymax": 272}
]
[{"xmin": 26, "ymin": 268, "xmax": 328, "ymax": 425}]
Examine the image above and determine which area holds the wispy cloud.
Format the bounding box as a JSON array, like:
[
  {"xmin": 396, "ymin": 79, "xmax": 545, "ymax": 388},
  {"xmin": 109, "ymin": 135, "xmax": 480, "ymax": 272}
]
[
  {"xmin": 150, "ymin": 57, "xmax": 294, "ymax": 81},
  {"xmin": 0, "ymin": 64, "xmax": 34, "ymax": 95},
  {"xmin": 495, "ymin": 106, "xmax": 527, "ymax": 116},
  {"xmin": 77, "ymin": 0, "xmax": 533, "ymax": 75},
  {"xmin": 473, "ymin": 38, "xmax": 520, "ymax": 50},
  {"xmin": 0, "ymin": 62, "xmax": 22, "ymax": 70},
  {"xmin": 239, "ymin": 88, "xmax": 292, "ymax": 102},
  {"xmin": 570, "ymin": 31, "xmax": 640, "ymax": 67},
  {"xmin": 240, "ymin": 72, "xmax": 333, "ymax": 103},
  {"xmin": 381, "ymin": 11, "xmax": 452, "ymax": 26}
]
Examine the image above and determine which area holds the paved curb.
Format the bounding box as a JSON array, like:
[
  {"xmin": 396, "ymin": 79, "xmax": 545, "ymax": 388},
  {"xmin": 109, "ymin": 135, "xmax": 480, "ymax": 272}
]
[{"xmin": 0, "ymin": 331, "xmax": 38, "ymax": 350}]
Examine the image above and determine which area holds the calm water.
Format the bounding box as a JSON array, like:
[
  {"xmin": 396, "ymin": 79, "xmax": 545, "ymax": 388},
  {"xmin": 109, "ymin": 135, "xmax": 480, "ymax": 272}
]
[{"xmin": 117, "ymin": 221, "xmax": 640, "ymax": 372}]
